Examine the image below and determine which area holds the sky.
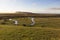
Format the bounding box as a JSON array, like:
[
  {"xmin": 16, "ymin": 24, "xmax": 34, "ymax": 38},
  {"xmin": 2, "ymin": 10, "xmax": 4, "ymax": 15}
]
[{"xmin": 0, "ymin": 0, "xmax": 60, "ymax": 13}]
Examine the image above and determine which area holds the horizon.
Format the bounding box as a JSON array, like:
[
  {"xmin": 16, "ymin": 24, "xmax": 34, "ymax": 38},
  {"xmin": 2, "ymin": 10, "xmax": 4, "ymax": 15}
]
[
  {"xmin": 0, "ymin": 0, "xmax": 60, "ymax": 13},
  {"xmin": 0, "ymin": 11, "xmax": 60, "ymax": 14}
]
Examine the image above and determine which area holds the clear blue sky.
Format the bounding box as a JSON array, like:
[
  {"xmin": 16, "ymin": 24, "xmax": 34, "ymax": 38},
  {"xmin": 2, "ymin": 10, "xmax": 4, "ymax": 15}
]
[{"xmin": 0, "ymin": 0, "xmax": 60, "ymax": 13}]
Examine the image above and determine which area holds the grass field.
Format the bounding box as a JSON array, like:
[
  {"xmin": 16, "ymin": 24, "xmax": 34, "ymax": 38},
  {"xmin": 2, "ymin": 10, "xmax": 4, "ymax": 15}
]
[{"xmin": 0, "ymin": 17, "xmax": 60, "ymax": 40}]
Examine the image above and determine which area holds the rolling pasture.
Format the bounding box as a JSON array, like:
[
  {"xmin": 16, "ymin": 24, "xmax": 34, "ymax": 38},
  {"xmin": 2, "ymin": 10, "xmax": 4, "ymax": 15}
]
[{"xmin": 0, "ymin": 17, "xmax": 60, "ymax": 40}]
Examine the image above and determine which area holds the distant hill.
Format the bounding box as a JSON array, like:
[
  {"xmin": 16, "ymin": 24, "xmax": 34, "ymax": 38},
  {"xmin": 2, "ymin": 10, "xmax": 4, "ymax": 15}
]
[{"xmin": 0, "ymin": 12, "xmax": 60, "ymax": 18}]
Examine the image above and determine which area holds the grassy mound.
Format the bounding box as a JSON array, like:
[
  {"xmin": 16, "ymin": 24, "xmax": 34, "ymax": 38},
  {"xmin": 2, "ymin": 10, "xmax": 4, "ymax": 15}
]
[
  {"xmin": 0, "ymin": 18, "xmax": 60, "ymax": 40},
  {"xmin": 0, "ymin": 25, "xmax": 60, "ymax": 40}
]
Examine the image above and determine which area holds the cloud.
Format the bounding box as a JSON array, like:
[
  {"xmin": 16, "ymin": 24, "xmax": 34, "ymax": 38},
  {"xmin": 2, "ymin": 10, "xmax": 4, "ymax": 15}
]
[
  {"xmin": 42, "ymin": 8, "xmax": 60, "ymax": 13},
  {"xmin": 49, "ymin": 8, "xmax": 60, "ymax": 10},
  {"xmin": 32, "ymin": 8, "xmax": 60, "ymax": 13}
]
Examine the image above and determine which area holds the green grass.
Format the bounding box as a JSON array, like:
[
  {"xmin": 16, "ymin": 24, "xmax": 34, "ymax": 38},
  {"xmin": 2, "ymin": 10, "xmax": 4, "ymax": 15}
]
[
  {"xmin": 0, "ymin": 25, "xmax": 60, "ymax": 40},
  {"xmin": 0, "ymin": 18, "xmax": 60, "ymax": 40}
]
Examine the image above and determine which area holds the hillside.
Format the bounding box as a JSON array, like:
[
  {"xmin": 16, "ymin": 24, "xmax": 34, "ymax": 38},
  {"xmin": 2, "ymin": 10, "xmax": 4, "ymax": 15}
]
[
  {"xmin": 0, "ymin": 12, "xmax": 60, "ymax": 17},
  {"xmin": 0, "ymin": 17, "xmax": 60, "ymax": 40},
  {"xmin": 0, "ymin": 25, "xmax": 60, "ymax": 40}
]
